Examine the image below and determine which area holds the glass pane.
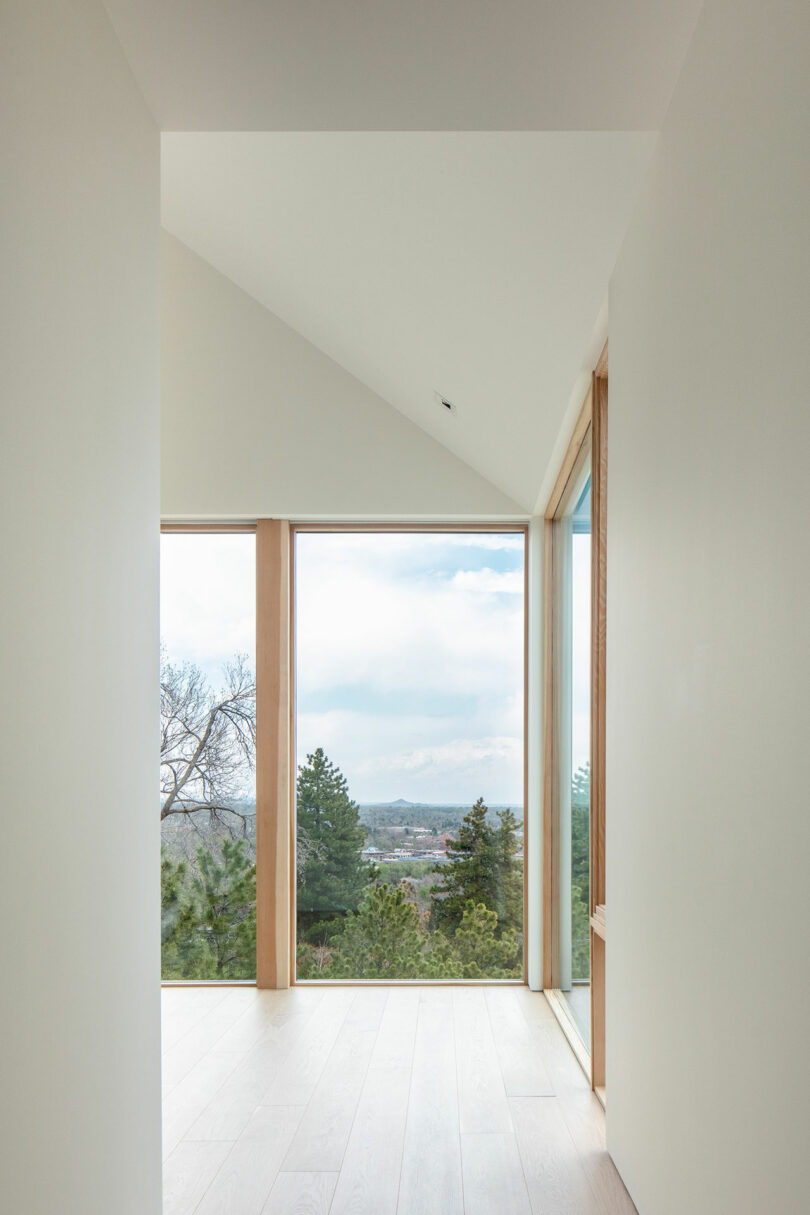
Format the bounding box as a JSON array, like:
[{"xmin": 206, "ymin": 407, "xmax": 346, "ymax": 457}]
[
  {"xmin": 160, "ymin": 533, "xmax": 256, "ymax": 980},
  {"xmin": 294, "ymin": 531, "xmax": 525, "ymax": 981},
  {"xmin": 556, "ymin": 466, "xmax": 592, "ymax": 1045}
]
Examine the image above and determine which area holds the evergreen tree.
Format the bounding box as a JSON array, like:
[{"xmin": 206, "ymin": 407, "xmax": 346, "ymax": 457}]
[
  {"xmin": 323, "ymin": 883, "xmax": 461, "ymax": 980},
  {"xmin": 328, "ymin": 883, "xmax": 428, "ymax": 979},
  {"xmin": 308, "ymin": 888, "xmax": 522, "ymax": 981},
  {"xmin": 570, "ymin": 763, "xmax": 590, "ymax": 981},
  {"xmin": 296, "ymin": 748, "xmax": 372, "ymax": 937},
  {"xmin": 430, "ymin": 796, "xmax": 495, "ymax": 934},
  {"xmin": 194, "ymin": 840, "xmax": 256, "ymax": 978},
  {"xmin": 453, "ymin": 901, "xmax": 522, "ymax": 978},
  {"xmin": 160, "ymin": 852, "xmax": 211, "ymax": 978},
  {"xmin": 490, "ymin": 807, "xmax": 523, "ymax": 936}
]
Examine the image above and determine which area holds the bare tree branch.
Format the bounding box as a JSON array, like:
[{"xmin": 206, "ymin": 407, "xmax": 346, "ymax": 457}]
[{"xmin": 160, "ymin": 647, "xmax": 255, "ymax": 832}]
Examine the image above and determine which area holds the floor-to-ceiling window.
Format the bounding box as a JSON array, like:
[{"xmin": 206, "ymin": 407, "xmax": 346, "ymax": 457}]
[
  {"xmin": 292, "ymin": 528, "xmax": 527, "ymax": 982},
  {"xmin": 157, "ymin": 524, "xmax": 529, "ymax": 988},
  {"xmin": 543, "ymin": 352, "xmax": 607, "ymax": 1092},
  {"xmin": 160, "ymin": 528, "xmax": 257, "ymax": 981},
  {"xmin": 554, "ymin": 461, "xmax": 593, "ymax": 1044}
]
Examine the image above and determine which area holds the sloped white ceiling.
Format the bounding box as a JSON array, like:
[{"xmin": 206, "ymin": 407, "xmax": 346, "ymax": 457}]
[
  {"xmin": 104, "ymin": 0, "xmax": 701, "ymax": 130},
  {"xmin": 162, "ymin": 233, "xmax": 525, "ymax": 520},
  {"xmin": 103, "ymin": 1, "xmax": 701, "ymax": 511},
  {"xmin": 162, "ymin": 132, "xmax": 657, "ymax": 510}
]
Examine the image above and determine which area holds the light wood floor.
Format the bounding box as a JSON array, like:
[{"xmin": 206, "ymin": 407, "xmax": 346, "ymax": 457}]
[{"xmin": 162, "ymin": 985, "xmax": 637, "ymax": 1215}]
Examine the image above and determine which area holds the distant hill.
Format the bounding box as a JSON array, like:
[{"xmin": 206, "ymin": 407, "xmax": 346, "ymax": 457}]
[
  {"xmin": 160, "ymin": 797, "xmax": 523, "ymax": 870},
  {"xmin": 357, "ymin": 800, "xmax": 522, "ymax": 834}
]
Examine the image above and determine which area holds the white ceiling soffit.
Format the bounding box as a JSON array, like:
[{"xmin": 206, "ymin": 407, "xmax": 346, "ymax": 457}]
[
  {"xmin": 162, "ymin": 132, "xmax": 657, "ymax": 511},
  {"xmin": 104, "ymin": 0, "xmax": 701, "ymax": 131}
]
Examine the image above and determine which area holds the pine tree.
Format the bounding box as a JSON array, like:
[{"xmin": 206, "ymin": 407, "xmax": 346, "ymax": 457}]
[
  {"xmin": 490, "ymin": 807, "xmax": 523, "ymax": 936},
  {"xmin": 430, "ymin": 796, "xmax": 495, "ymax": 934},
  {"xmin": 296, "ymin": 748, "xmax": 372, "ymax": 937},
  {"xmin": 328, "ymin": 884, "xmax": 427, "ymax": 979},
  {"xmin": 453, "ymin": 901, "xmax": 521, "ymax": 978},
  {"xmin": 194, "ymin": 840, "xmax": 256, "ymax": 979},
  {"xmin": 160, "ymin": 852, "xmax": 211, "ymax": 978},
  {"xmin": 570, "ymin": 762, "xmax": 591, "ymax": 981},
  {"xmin": 324, "ymin": 883, "xmax": 462, "ymax": 980}
]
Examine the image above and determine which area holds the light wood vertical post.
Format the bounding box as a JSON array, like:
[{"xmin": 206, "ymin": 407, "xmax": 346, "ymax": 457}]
[
  {"xmin": 589, "ymin": 368, "xmax": 608, "ymax": 1090},
  {"xmin": 256, "ymin": 519, "xmax": 291, "ymax": 989},
  {"xmin": 541, "ymin": 517, "xmax": 555, "ymax": 991}
]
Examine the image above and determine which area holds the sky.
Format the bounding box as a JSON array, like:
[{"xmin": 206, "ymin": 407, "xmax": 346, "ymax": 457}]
[
  {"xmin": 160, "ymin": 533, "xmax": 256, "ymax": 688},
  {"xmin": 160, "ymin": 531, "xmax": 525, "ymax": 806},
  {"xmin": 295, "ymin": 532, "xmax": 525, "ymax": 804}
]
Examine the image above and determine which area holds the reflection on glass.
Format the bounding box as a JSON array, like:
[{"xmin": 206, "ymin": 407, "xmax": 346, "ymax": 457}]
[
  {"xmin": 159, "ymin": 533, "xmax": 256, "ymax": 980},
  {"xmin": 557, "ymin": 467, "xmax": 592, "ymax": 1045},
  {"xmin": 294, "ymin": 531, "xmax": 525, "ymax": 981}
]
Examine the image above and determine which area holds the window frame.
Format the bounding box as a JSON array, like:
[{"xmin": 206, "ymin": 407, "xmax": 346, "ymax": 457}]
[
  {"xmin": 542, "ymin": 344, "xmax": 608, "ymax": 1095},
  {"xmin": 159, "ymin": 521, "xmax": 259, "ymax": 986},
  {"xmin": 159, "ymin": 520, "xmax": 530, "ymax": 989},
  {"xmin": 289, "ymin": 522, "xmax": 529, "ymax": 987}
]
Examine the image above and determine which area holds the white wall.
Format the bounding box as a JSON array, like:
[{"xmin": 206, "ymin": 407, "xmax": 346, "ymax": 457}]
[
  {"xmin": 161, "ymin": 233, "xmax": 524, "ymax": 520},
  {"xmin": 606, "ymin": 2, "xmax": 810, "ymax": 1211},
  {"xmin": 0, "ymin": 3, "xmax": 161, "ymax": 1211}
]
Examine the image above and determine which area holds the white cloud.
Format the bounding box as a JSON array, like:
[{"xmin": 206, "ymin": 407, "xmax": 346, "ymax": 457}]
[
  {"xmin": 451, "ymin": 567, "xmax": 524, "ymax": 594},
  {"xmin": 294, "ymin": 533, "xmax": 524, "ymax": 802},
  {"xmin": 428, "ymin": 533, "xmax": 524, "ymax": 552},
  {"xmin": 160, "ymin": 533, "xmax": 255, "ymax": 687},
  {"xmin": 296, "ymin": 707, "xmax": 523, "ymax": 804},
  {"xmin": 295, "ymin": 538, "xmax": 523, "ymax": 699},
  {"xmin": 160, "ymin": 530, "xmax": 525, "ymax": 803}
]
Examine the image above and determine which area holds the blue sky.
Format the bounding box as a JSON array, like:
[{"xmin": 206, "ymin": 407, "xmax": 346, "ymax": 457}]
[{"xmin": 160, "ymin": 531, "xmax": 525, "ymax": 806}]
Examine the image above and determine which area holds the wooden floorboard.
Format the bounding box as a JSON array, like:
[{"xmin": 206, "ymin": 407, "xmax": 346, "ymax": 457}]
[
  {"xmin": 160, "ymin": 986, "xmax": 637, "ymax": 1214},
  {"xmin": 397, "ymin": 990, "xmax": 464, "ymax": 1215},
  {"xmin": 460, "ymin": 1132, "xmax": 532, "ymax": 1215},
  {"xmin": 194, "ymin": 1105, "xmax": 305, "ymax": 1215},
  {"xmin": 261, "ymin": 1171, "xmax": 338, "ymax": 1215},
  {"xmin": 281, "ymin": 1000, "xmax": 382, "ymax": 1172},
  {"xmin": 453, "ymin": 986, "xmax": 513, "ymax": 1134}
]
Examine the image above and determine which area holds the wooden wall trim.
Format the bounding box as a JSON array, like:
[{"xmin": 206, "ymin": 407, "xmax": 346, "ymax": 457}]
[
  {"xmin": 256, "ymin": 519, "xmax": 291, "ymax": 989},
  {"xmin": 160, "ymin": 522, "xmax": 257, "ymax": 533},
  {"xmin": 291, "ymin": 522, "xmax": 528, "ymax": 533},
  {"xmin": 545, "ymin": 387, "xmax": 592, "ymax": 522},
  {"xmin": 594, "ymin": 338, "xmax": 609, "ymax": 380}
]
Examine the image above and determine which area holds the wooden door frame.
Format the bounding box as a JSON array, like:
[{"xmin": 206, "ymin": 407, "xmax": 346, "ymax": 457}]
[{"xmin": 542, "ymin": 342, "xmax": 608, "ymax": 1094}]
